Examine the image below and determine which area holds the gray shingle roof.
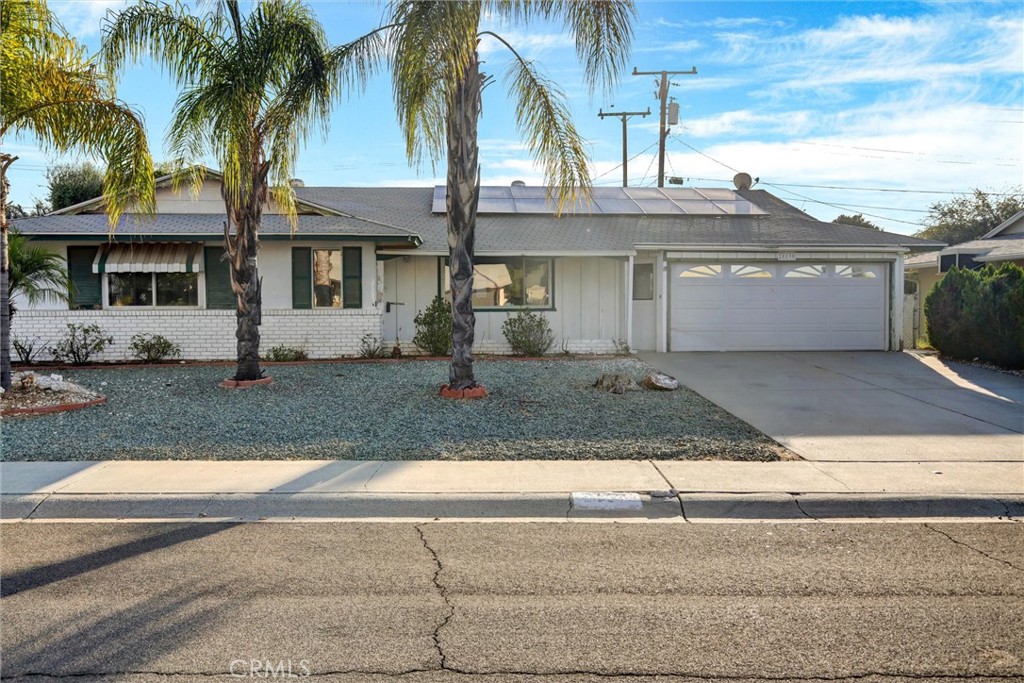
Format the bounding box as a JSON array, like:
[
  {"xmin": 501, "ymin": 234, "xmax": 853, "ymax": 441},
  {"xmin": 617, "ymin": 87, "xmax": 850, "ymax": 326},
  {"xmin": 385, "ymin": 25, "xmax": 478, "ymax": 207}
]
[
  {"xmin": 15, "ymin": 186, "xmax": 945, "ymax": 253},
  {"xmin": 296, "ymin": 187, "xmax": 944, "ymax": 253},
  {"xmin": 11, "ymin": 212, "xmax": 421, "ymax": 245},
  {"xmin": 906, "ymin": 233, "xmax": 1024, "ymax": 268}
]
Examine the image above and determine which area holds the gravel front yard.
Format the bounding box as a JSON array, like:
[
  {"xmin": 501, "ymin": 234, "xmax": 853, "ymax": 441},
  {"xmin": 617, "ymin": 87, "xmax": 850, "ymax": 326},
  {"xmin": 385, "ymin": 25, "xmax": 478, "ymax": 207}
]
[{"xmin": 2, "ymin": 358, "xmax": 785, "ymax": 461}]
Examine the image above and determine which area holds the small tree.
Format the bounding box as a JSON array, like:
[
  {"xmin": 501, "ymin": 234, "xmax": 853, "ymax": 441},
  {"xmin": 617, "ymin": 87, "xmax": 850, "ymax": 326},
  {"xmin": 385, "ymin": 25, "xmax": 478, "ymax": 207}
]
[
  {"xmin": 46, "ymin": 162, "xmax": 104, "ymax": 211},
  {"xmin": 833, "ymin": 213, "xmax": 880, "ymax": 230},
  {"xmin": 6, "ymin": 228, "xmax": 70, "ymax": 318},
  {"xmin": 413, "ymin": 295, "xmax": 452, "ymax": 356},
  {"xmin": 915, "ymin": 188, "xmax": 1024, "ymax": 245}
]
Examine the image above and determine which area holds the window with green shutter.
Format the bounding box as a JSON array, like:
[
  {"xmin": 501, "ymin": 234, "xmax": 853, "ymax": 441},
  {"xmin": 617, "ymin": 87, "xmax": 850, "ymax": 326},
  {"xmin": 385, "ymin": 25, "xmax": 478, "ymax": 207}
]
[
  {"xmin": 291, "ymin": 247, "xmax": 312, "ymax": 309},
  {"xmin": 342, "ymin": 247, "xmax": 362, "ymax": 308},
  {"xmin": 204, "ymin": 247, "xmax": 234, "ymax": 310},
  {"xmin": 67, "ymin": 246, "xmax": 101, "ymax": 309}
]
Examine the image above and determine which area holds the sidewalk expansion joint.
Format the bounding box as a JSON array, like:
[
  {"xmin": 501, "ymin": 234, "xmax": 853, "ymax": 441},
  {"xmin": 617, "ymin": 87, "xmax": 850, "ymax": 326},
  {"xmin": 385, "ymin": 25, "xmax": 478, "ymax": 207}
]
[
  {"xmin": 924, "ymin": 523, "xmax": 1023, "ymax": 573},
  {"xmin": 415, "ymin": 523, "xmax": 455, "ymax": 670}
]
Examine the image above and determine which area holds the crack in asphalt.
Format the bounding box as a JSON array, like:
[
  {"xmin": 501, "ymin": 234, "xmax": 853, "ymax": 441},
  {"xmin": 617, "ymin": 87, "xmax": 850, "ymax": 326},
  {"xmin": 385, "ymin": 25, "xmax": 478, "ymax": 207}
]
[
  {"xmin": 415, "ymin": 523, "xmax": 455, "ymax": 670},
  {"xmin": 924, "ymin": 523, "xmax": 1023, "ymax": 572}
]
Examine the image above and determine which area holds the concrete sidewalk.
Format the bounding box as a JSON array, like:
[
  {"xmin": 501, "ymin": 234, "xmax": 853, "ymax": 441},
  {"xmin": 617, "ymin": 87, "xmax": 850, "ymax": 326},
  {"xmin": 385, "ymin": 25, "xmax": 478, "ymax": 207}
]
[{"xmin": 2, "ymin": 459, "xmax": 1021, "ymax": 522}]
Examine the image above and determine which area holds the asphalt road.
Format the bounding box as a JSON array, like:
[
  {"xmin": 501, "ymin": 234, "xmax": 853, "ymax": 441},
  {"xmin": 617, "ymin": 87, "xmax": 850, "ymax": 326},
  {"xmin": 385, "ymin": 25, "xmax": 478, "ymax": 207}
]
[{"xmin": 1, "ymin": 522, "xmax": 1022, "ymax": 682}]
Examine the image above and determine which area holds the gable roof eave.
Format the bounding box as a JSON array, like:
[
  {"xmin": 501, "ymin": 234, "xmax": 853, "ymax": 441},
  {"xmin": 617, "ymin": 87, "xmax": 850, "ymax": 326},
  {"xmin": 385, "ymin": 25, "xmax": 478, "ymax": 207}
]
[{"xmin": 980, "ymin": 208, "xmax": 1024, "ymax": 239}]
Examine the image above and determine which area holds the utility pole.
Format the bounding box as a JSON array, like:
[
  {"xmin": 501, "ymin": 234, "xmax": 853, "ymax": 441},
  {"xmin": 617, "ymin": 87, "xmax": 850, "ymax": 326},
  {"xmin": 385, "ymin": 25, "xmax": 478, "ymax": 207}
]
[
  {"xmin": 632, "ymin": 66, "xmax": 697, "ymax": 187},
  {"xmin": 597, "ymin": 107, "xmax": 650, "ymax": 187}
]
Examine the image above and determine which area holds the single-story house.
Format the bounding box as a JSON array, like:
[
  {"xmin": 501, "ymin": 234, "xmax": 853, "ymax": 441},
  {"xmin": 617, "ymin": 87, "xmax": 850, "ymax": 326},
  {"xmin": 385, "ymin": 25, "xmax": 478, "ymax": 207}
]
[
  {"xmin": 904, "ymin": 209, "xmax": 1024, "ymax": 344},
  {"xmin": 10, "ymin": 170, "xmax": 943, "ymax": 361}
]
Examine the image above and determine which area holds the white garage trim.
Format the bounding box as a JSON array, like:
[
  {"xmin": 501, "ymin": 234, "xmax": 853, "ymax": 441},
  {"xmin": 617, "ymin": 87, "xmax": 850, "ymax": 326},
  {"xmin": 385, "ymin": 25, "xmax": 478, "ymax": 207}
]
[{"xmin": 669, "ymin": 261, "xmax": 889, "ymax": 351}]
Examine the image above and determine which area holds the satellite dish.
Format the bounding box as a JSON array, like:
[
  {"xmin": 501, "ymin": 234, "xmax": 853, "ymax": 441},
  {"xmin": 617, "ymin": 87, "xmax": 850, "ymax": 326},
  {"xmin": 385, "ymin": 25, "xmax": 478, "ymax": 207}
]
[
  {"xmin": 733, "ymin": 172, "xmax": 753, "ymax": 191},
  {"xmin": 511, "ymin": 180, "xmax": 526, "ymax": 187}
]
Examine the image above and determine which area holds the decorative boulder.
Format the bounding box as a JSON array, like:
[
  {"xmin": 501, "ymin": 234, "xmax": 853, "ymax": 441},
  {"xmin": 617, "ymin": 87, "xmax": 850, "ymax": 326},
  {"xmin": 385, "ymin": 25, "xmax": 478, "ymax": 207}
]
[
  {"xmin": 593, "ymin": 373, "xmax": 641, "ymax": 394},
  {"xmin": 642, "ymin": 372, "xmax": 680, "ymax": 391}
]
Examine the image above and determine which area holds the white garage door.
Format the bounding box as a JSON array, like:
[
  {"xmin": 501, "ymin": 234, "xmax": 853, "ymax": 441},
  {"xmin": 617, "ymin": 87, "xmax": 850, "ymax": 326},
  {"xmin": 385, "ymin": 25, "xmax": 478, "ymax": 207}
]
[{"xmin": 670, "ymin": 262, "xmax": 887, "ymax": 351}]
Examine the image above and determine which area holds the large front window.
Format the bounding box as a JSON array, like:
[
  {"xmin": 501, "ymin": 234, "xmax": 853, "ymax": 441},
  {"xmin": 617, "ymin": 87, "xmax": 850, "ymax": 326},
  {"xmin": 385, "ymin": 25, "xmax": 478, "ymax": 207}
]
[
  {"xmin": 108, "ymin": 272, "xmax": 198, "ymax": 307},
  {"xmin": 444, "ymin": 256, "xmax": 553, "ymax": 309}
]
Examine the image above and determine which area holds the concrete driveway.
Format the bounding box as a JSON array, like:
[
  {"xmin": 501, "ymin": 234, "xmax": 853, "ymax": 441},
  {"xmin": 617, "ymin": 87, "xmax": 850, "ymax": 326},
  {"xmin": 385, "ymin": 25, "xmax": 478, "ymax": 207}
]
[{"xmin": 641, "ymin": 351, "xmax": 1024, "ymax": 462}]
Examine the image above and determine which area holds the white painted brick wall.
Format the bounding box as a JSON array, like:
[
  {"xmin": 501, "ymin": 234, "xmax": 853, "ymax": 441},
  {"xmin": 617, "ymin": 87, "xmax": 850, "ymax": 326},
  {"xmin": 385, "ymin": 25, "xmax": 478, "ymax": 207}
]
[
  {"xmin": 12, "ymin": 310, "xmax": 620, "ymax": 361},
  {"xmin": 12, "ymin": 310, "xmax": 384, "ymax": 362}
]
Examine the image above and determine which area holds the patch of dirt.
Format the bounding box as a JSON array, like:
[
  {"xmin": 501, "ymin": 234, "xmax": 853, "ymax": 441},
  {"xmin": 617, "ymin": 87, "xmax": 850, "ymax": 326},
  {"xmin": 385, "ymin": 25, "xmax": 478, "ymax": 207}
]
[{"xmin": 1, "ymin": 372, "xmax": 102, "ymax": 416}]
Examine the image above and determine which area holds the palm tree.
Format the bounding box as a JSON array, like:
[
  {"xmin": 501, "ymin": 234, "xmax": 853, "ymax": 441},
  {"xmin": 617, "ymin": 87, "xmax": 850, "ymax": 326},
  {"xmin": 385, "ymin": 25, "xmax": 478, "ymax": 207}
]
[
  {"xmin": 384, "ymin": 0, "xmax": 635, "ymax": 392},
  {"xmin": 7, "ymin": 228, "xmax": 71, "ymax": 318},
  {"xmin": 102, "ymin": 0, "xmax": 341, "ymax": 382},
  {"xmin": 0, "ymin": 0, "xmax": 155, "ymax": 391}
]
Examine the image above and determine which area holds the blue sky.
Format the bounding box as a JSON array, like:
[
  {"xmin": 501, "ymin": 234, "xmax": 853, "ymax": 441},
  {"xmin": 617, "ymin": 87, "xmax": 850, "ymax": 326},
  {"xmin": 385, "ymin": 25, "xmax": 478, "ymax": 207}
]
[{"xmin": 7, "ymin": 0, "xmax": 1023, "ymax": 235}]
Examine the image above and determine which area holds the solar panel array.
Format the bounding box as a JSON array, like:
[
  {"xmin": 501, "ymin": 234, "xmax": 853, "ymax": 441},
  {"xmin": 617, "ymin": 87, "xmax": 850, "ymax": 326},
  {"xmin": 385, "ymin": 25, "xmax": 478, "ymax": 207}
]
[{"xmin": 430, "ymin": 186, "xmax": 767, "ymax": 216}]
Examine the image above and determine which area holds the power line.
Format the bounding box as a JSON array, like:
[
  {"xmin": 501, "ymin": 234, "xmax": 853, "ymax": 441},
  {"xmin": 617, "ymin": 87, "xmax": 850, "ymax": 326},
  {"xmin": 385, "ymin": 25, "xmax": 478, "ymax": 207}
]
[
  {"xmin": 677, "ymin": 176, "xmax": 1022, "ymax": 197},
  {"xmin": 593, "ymin": 140, "xmax": 659, "ymax": 182}
]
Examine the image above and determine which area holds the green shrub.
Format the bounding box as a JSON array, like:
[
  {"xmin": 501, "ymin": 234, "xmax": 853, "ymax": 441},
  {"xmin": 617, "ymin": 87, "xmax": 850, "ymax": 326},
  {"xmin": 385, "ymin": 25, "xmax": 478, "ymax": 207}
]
[
  {"xmin": 924, "ymin": 263, "xmax": 1024, "ymax": 368},
  {"xmin": 413, "ymin": 295, "xmax": 452, "ymax": 356},
  {"xmin": 263, "ymin": 345, "xmax": 308, "ymax": 362},
  {"xmin": 129, "ymin": 334, "xmax": 181, "ymax": 363},
  {"xmin": 502, "ymin": 309, "xmax": 555, "ymax": 356},
  {"xmin": 50, "ymin": 323, "xmax": 113, "ymax": 365}
]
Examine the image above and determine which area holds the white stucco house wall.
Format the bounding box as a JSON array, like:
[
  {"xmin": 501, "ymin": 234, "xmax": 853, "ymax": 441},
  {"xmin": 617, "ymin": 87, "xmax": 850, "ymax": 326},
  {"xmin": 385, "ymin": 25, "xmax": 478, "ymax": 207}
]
[{"xmin": 10, "ymin": 170, "xmax": 942, "ymax": 361}]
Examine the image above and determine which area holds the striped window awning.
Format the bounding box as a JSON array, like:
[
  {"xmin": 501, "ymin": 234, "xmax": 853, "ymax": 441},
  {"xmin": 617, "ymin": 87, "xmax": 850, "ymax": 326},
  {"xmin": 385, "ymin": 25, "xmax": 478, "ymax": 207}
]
[{"xmin": 93, "ymin": 243, "xmax": 205, "ymax": 274}]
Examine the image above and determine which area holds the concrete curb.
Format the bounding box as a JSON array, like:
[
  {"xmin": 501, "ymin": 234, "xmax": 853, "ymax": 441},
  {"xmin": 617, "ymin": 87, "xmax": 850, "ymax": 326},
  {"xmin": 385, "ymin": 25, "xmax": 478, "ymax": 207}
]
[{"xmin": 2, "ymin": 492, "xmax": 1020, "ymax": 523}]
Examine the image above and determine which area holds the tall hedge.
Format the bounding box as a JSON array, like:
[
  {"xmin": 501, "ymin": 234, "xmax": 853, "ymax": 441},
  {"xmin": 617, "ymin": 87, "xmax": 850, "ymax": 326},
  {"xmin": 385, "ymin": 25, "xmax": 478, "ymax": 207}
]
[{"xmin": 924, "ymin": 262, "xmax": 1024, "ymax": 368}]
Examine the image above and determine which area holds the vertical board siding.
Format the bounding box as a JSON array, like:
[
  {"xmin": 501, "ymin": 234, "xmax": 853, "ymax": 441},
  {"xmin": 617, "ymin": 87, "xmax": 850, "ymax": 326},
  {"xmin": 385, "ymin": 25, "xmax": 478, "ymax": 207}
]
[{"xmin": 383, "ymin": 255, "xmax": 623, "ymax": 353}]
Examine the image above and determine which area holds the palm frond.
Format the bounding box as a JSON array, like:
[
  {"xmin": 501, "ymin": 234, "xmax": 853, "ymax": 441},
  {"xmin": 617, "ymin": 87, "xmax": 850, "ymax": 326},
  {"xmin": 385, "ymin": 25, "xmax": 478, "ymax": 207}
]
[
  {"xmin": 497, "ymin": 40, "xmax": 591, "ymax": 213},
  {"xmin": 101, "ymin": 1, "xmax": 227, "ymax": 89},
  {"xmin": 7, "ymin": 229, "xmax": 71, "ymax": 306},
  {"xmin": 388, "ymin": 0, "xmax": 480, "ymax": 166},
  {"xmin": 486, "ymin": 0, "xmax": 635, "ymax": 97}
]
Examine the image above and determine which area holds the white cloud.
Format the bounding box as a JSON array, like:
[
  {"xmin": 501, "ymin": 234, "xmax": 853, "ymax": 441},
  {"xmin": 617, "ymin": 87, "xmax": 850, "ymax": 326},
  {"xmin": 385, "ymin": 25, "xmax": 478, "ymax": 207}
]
[{"xmin": 51, "ymin": 0, "xmax": 127, "ymax": 38}]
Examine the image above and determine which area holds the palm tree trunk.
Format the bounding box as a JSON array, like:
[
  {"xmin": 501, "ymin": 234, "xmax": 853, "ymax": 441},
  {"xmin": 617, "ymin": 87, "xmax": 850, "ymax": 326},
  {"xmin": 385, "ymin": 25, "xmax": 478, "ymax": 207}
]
[
  {"xmin": 231, "ymin": 215, "xmax": 263, "ymax": 381},
  {"xmin": 224, "ymin": 174, "xmax": 266, "ymax": 383},
  {"xmin": 445, "ymin": 51, "xmax": 483, "ymax": 391},
  {"xmin": 1, "ymin": 154, "xmax": 16, "ymax": 391}
]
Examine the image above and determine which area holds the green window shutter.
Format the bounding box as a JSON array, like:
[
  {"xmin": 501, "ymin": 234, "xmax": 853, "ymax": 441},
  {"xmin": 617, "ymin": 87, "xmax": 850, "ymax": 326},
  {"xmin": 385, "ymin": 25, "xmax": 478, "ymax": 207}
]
[
  {"xmin": 67, "ymin": 247, "xmax": 100, "ymax": 309},
  {"xmin": 342, "ymin": 247, "xmax": 362, "ymax": 309},
  {"xmin": 292, "ymin": 247, "xmax": 312, "ymax": 309},
  {"xmin": 204, "ymin": 247, "xmax": 235, "ymax": 310}
]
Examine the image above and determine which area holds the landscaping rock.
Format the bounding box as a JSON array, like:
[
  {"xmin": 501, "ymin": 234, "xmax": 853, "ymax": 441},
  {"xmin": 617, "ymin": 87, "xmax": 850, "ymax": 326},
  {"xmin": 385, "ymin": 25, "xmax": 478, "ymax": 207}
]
[
  {"xmin": 594, "ymin": 373, "xmax": 641, "ymax": 394},
  {"xmin": 643, "ymin": 372, "xmax": 680, "ymax": 391}
]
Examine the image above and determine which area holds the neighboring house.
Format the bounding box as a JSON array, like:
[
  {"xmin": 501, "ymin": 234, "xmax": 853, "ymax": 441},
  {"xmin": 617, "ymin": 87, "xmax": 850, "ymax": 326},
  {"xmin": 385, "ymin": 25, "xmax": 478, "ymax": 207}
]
[
  {"xmin": 904, "ymin": 209, "xmax": 1024, "ymax": 344},
  {"xmin": 11, "ymin": 170, "xmax": 942, "ymax": 361}
]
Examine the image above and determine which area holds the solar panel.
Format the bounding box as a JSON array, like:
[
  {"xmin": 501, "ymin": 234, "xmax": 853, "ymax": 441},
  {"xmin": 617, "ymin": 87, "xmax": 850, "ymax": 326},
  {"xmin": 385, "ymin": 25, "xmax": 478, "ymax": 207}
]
[
  {"xmin": 594, "ymin": 198, "xmax": 643, "ymax": 214},
  {"xmin": 431, "ymin": 186, "xmax": 767, "ymax": 215},
  {"xmin": 634, "ymin": 198, "xmax": 685, "ymax": 214},
  {"xmin": 695, "ymin": 188, "xmax": 740, "ymax": 200},
  {"xmin": 477, "ymin": 197, "xmax": 517, "ymax": 213}
]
